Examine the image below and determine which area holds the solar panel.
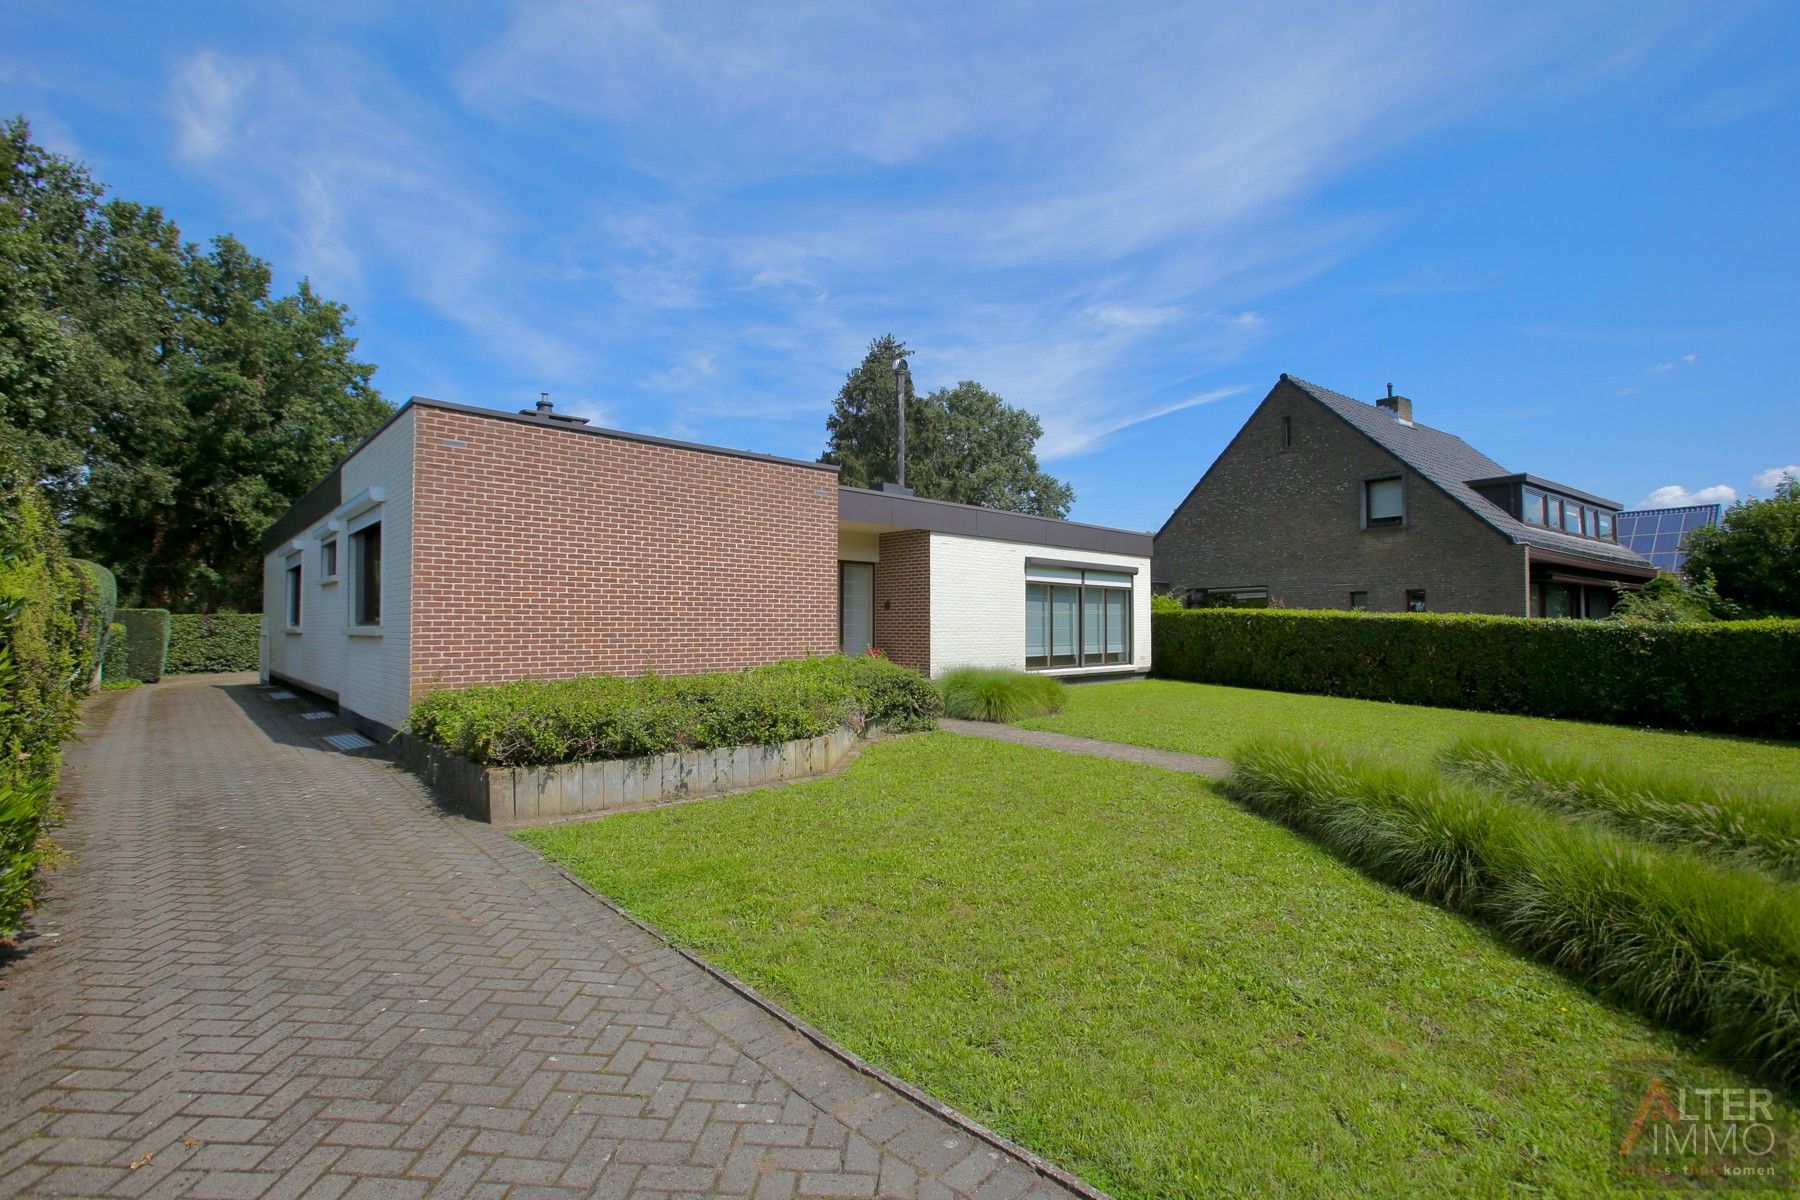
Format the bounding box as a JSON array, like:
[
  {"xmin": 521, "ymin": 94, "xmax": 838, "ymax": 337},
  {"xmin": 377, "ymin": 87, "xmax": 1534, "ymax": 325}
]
[{"xmin": 1613, "ymin": 504, "xmax": 1720, "ymax": 572}]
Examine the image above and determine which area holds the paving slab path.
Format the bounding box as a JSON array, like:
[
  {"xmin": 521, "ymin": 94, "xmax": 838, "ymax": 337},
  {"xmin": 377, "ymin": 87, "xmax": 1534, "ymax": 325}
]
[
  {"xmin": 938, "ymin": 719, "xmax": 1230, "ymax": 780},
  {"xmin": 0, "ymin": 676, "xmax": 1083, "ymax": 1200}
]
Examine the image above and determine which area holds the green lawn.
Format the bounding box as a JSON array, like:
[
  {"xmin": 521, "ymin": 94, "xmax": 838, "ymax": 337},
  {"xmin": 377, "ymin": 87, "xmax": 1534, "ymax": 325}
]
[
  {"xmin": 520, "ymin": 734, "xmax": 1789, "ymax": 1199},
  {"xmin": 1018, "ymin": 679, "xmax": 1800, "ymax": 792}
]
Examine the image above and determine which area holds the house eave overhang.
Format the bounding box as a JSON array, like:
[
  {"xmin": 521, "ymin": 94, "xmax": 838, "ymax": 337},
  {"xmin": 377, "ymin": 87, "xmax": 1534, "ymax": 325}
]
[
  {"xmin": 1525, "ymin": 545, "xmax": 1657, "ymax": 580},
  {"xmin": 839, "ymin": 486, "xmax": 1153, "ymax": 558}
]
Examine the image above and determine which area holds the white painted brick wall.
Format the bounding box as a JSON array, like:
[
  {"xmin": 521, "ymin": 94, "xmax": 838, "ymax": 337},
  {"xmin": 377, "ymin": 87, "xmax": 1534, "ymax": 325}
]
[
  {"xmin": 927, "ymin": 532, "xmax": 1152, "ymax": 677},
  {"xmin": 261, "ymin": 407, "xmax": 415, "ymax": 729}
]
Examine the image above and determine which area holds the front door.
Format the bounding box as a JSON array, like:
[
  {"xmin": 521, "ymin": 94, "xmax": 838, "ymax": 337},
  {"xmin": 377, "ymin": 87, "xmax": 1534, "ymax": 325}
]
[{"xmin": 840, "ymin": 562, "xmax": 874, "ymax": 655}]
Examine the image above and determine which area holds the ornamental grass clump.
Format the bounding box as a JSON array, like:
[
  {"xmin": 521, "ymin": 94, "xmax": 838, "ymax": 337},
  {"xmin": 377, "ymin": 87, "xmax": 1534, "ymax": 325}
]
[
  {"xmin": 1226, "ymin": 739, "xmax": 1800, "ymax": 1087},
  {"xmin": 1441, "ymin": 734, "xmax": 1800, "ymax": 882},
  {"xmin": 935, "ymin": 667, "xmax": 1067, "ymax": 722},
  {"xmin": 405, "ymin": 654, "xmax": 940, "ymax": 767}
]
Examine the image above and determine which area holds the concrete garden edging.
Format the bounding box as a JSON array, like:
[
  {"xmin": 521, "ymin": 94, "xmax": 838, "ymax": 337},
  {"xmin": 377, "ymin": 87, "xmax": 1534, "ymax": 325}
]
[{"xmin": 399, "ymin": 725, "xmax": 864, "ymax": 826}]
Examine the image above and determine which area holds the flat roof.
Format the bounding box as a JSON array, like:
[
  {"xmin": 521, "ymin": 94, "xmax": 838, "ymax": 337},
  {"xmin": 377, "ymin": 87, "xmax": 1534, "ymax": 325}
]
[{"xmin": 839, "ymin": 486, "xmax": 1153, "ymax": 558}]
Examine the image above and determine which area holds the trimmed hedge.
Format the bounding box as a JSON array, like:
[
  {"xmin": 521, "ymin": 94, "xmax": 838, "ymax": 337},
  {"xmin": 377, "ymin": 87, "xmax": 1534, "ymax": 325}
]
[
  {"xmin": 71, "ymin": 560, "xmax": 117, "ymax": 692},
  {"xmin": 102, "ymin": 622, "xmax": 129, "ymax": 683},
  {"xmin": 407, "ymin": 655, "xmax": 942, "ymax": 767},
  {"xmin": 1, "ymin": 454, "xmax": 93, "ymax": 938},
  {"xmin": 116, "ymin": 608, "xmax": 171, "ymax": 683},
  {"xmin": 1227, "ymin": 739, "xmax": 1800, "ymax": 1088},
  {"xmin": 166, "ymin": 612, "xmax": 261, "ymax": 674},
  {"xmin": 1153, "ymin": 608, "xmax": 1800, "ymax": 737}
]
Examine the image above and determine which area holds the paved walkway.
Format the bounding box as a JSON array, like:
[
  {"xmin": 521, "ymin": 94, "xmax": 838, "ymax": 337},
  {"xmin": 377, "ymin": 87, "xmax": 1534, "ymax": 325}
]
[
  {"xmin": 938, "ymin": 720, "xmax": 1230, "ymax": 780},
  {"xmin": 0, "ymin": 676, "xmax": 1079, "ymax": 1200}
]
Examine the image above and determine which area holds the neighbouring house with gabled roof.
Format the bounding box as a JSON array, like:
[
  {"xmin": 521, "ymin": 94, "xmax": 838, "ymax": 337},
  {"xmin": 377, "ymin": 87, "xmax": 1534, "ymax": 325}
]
[
  {"xmin": 260, "ymin": 395, "xmax": 1151, "ymax": 739},
  {"xmin": 1153, "ymin": 374, "xmax": 1656, "ymax": 619}
]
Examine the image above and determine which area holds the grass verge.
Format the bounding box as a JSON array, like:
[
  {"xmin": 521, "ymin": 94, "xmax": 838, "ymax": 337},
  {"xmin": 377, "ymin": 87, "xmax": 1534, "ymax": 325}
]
[
  {"xmin": 519, "ymin": 733, "xmax": 1789, "ymax": 1198},
  {"xmin": 1226, "ymin": 739, "xmax": 1800, "ymax": 1089},
  {"xmin": 1442, "ymin": 734, "xmax": 1800, "ymax": 882},
  {"xmin": 1016, "ymin": 679, "xmax": 1800, "ymax": 793}
]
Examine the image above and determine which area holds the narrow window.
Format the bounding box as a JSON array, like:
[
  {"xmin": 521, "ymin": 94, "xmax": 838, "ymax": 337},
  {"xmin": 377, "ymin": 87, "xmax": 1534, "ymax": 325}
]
[
  {"xmin": 1521, "ymin": 489, "xmax": 1546, "ymax": 526},
  {"xmin": 840, "ymin": 562, "xmax": 874, "ymax": 655},
  {"xmin": 1596, "ymin": 510, "xmax": 1613, "ymax": 540},
  {"xmin": 321, "ymin": 539, "xmax": 338, "ymax": 580},
  {"xmin": 1281, "ymin": 415, "xmax": 1293, "ymax": 450},
  {"xmin": 1365, "ymin": 477, "xmax": 1404, "ymax": 527},
  {"xmin": 1025, "ymin": 583, "xmax": 1049, "ymax": 669},
  {"xmin": 285, "ymin": 563, "xmax": 303, "ymax": 628},
  {"xmin": 352, "ymin": 522, "xmax": 382, "ymax": 626},
  {"xmin": 1563, "ymin": 503, "xmax": 1583, "ymax": 535},
  {"xmin": 1348, "ymin": 591, "xmax": 1367, "ymax": 610},
  {"xmin": 1405, "ymin": 589, "xmax": 1427, "ymax": 613}
]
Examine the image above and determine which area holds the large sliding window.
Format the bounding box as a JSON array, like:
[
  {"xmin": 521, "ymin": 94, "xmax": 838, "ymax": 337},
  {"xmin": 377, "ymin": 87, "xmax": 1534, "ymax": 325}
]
[{"xmin": 1025, "ymin": 565, "xmax": 1131, "ymax": 670}]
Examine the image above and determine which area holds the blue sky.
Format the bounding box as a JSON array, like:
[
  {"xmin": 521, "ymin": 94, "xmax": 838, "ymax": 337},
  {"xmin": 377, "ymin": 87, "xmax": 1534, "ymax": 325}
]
[{"xmin": 6, "ymin": 2, "xmax": 1798, "ymax": 531}]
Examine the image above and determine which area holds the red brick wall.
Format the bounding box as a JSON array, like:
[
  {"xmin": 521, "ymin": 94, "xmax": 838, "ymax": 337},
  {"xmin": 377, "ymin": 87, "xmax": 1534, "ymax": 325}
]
[
  {"xmin": 410, "ymin": 407, "xmax": 839, "ymax": 697},
  {"xmin": 873, "ymin": 531, "xmax": 930, "ymax": 674}
]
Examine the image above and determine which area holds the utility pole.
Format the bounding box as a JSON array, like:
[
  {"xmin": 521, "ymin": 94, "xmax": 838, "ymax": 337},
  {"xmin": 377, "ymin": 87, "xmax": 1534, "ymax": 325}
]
[{"xmin": 891, "ymin": 356, "xmax": 911, "ymax": 489}]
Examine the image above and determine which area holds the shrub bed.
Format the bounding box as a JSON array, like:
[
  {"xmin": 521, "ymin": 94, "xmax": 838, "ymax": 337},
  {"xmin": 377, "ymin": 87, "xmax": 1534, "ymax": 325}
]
[
  {"xmin": 166, "ymin": 612, "xmax": 261, "ymax": 674},
  {"xmin": 115, "ymin": 608, "xmax": 171, "ymax": 683},
  {"xmin": 1153, "ymin": 607, "xmax": 1800, "ymax": 737},
  {"xmin": 1442, "ymin": 734, "xmax": 1800, "ymax": 882},
  {"xmin": 1, "ymin": 455, "xmax": 94, "ymax": 938},
  {"xmin": 936, "ymin": 667, "xmax": 1066, "ymax": 722},
  {"xmin": 1225, "ymin": 739, "xmax": 1800, "ymax": 1087},
  {"xmin": 407, "ymin": 655, "xmax": 942, "ymax": 767}
]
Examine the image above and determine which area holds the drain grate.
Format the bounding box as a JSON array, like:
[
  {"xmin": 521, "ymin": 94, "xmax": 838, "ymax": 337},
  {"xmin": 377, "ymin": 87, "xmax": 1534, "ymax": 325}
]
[
  {"xmin": 300, "ymin": 711, "xmax": 334, "ymax": 721},
  {"xmin": 323, "ymin": 732, "xmax": 375, "ymax": 751},
  {"xmin": 266, "ymin": 690, "xmax": 297, "ymax": 700}
]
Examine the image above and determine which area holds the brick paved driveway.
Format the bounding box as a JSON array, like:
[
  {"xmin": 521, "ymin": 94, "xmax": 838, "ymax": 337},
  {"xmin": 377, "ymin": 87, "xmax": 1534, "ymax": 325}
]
[{"xmin": 0, "ymin": 676, "xmax": 1078, "ymax": 1199}]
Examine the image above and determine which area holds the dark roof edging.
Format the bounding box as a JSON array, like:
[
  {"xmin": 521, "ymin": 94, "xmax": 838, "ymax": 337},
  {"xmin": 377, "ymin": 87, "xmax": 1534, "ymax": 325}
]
[{"xmin": 840, "ymin": 486, "xmax": 1153, "ymax": 558}]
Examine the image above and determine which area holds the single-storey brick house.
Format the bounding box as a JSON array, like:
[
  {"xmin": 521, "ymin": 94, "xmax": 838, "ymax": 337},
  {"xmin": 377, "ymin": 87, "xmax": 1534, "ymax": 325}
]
[
  {"xmin": 260, "ymin": 396, "xmax": 1151, "ymax": 737},
  {"xmin": 1153, "ymin": 374, "xmax": 1656, "ymax": 618}
]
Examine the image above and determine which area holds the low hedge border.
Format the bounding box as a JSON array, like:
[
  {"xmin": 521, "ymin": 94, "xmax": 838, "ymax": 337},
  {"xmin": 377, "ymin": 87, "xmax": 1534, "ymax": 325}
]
[
  {"xmin": 406, "ymin": 655, "xmax": 942, "ymax": 768},
  {"xmin": 1153, "ymin": 608, "xmax": 1800, "ymax": 737},
  {"xmin": 1226, "ymin": 739, "xmax": 1800, "ymax": 1088},
  {"xmin": 166, "ymin": 612, "xmax": 260, "ymax": 674}
]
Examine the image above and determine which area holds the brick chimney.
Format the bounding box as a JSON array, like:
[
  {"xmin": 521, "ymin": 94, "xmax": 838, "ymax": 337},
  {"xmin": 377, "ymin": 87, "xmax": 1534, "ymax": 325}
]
[{"xmin": 1376, "ymin": 382, "xmax": 1412, "ymax": 423}]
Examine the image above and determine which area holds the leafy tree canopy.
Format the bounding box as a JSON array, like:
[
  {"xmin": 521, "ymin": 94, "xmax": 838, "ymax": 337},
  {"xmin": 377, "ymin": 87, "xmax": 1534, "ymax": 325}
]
[
  {"xmin": 821, "ymin": 336, "xmax": 1074, "ymax": 518},
  {"xmin": 0, "ymin": 117, "xmax": 391, "ymax": 611},
  {"xmin": 1679, "ymin": 476, "xmax": 1800, "ymax": 617}
]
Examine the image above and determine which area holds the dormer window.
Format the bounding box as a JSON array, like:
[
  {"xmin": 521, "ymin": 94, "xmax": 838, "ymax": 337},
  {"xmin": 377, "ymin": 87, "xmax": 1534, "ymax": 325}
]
[{"xmin": 1522, "ymin": 489, "xmax": 1546, "ymax": 526}]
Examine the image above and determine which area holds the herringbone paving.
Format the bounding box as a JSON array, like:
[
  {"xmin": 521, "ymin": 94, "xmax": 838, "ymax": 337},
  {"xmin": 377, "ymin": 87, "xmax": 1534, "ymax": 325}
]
[{"xmin": 0, "ymin": 675, "xmax": 1078, "ymax": 1199}]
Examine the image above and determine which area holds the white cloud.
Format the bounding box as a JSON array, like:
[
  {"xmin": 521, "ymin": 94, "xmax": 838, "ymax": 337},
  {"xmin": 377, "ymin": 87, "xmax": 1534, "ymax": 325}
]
[
  {"xmin": 1640, "ymin": 483, "xmax": 1737, "ymax": 508},
  {"xmin": 1753, "ymin": 465, "xmax": 1799, "ymax": 490},
  {"xmin": 171, "ymin": 50, "xmax": 254, "ymax": 161}
]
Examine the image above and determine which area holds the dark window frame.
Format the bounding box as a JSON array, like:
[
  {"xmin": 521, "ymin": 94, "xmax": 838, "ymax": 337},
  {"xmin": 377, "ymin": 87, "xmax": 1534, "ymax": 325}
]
[
  {"xmin": 1405, "ymin": 589, "xmax": 1428, "ymax": 613},
  {"xmin": 284, "ymin": 561, "xmax": 303, "ymax": 629},
  {"xmin": 1025, "ymin": 570, "xmax": 1132, "ymax": 671},
  {"xmin": 1348, "ymin": 590, "xmax": 1367, "ymax": 610},
  {"xmin": 320, "ymin": 538, "xmax": 338, "ymax": 581},
  {"xmin": 351, "ymin": 521, "xmax": 382, "ymax": 627},
  {"xmin": 1363, "ymin": 474, "xmax": 1406, "ymax": 529},
  {"xmin": 1280, "ymin": 414, "xmax": 1294, "ymax": 451}
]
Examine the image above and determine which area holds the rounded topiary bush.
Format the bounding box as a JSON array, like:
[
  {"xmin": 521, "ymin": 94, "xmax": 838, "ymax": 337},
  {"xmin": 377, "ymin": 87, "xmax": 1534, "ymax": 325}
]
[{"xmin": 936, "ymin": 667, "xmax": 1067, "ymax": 723}]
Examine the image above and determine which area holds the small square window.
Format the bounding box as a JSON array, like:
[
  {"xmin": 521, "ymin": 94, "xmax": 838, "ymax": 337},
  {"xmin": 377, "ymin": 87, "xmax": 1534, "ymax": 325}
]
[
  {"xmin": 1348, "ymin": 591, "xmax": 1367, "ymax": 610},
  {"xmin": 1405, "ymin": 589, "xmax": 1427, "ymax": 613},
  {"xmin": 1365, "ymin": 477, "xmax": 1404, "ymax": 527}
]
